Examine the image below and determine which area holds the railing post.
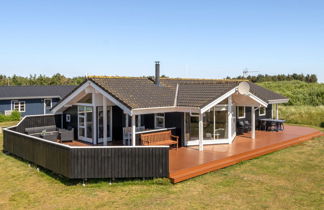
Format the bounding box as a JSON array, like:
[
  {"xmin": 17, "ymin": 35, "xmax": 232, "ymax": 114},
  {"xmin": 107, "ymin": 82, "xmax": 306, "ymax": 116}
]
[
  {"xmin": 199, "ymin": 112, "xmax": 204, "ymax": 151},
  {"xmin": 103, "ymin": 95, "xmax": 108, "ymax": 146},
  {"xmin": 132, "ymin": 114, "xmax": 136, "ymax": 146},
  {"xmin": 251, "ymin": 106, "xmax": 255, "ymax": 139}
]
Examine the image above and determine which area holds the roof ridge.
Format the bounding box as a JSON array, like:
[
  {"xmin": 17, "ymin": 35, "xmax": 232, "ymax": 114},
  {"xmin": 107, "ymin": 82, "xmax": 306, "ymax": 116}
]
[
  {"xmin": 88, "ymin": 76, "xmax": 149, "ymax": 79},
  {"xmin": 161, "ymin": 77, "xmax": 248, "ymax": 82}
]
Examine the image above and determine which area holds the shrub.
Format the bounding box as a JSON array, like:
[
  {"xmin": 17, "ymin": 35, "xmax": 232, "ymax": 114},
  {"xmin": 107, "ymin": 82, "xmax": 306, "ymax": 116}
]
[{"xmin": 0, "ymin": 111, "xmax": 21, "ymax": 122}]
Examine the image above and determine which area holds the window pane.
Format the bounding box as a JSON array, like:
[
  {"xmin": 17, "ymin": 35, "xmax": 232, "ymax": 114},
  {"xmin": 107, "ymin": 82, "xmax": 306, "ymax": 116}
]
[
  {"xmin": 238, "ymin": 107, "xmax": 245, "ymax": 118},
  {"xmin": 14, "ymin": 102, "xmax": 19, "ymax": 111},
  {"xmin": 156, "ymin": 117, "xmax": 164, "ymax": 128},
  {"xmin": 20, "ymin": 102, "xmax": 25, "ymax": 112},
  {"xmin": 45, "ymin": 100, "xmax": 51, "ymax": 108}
]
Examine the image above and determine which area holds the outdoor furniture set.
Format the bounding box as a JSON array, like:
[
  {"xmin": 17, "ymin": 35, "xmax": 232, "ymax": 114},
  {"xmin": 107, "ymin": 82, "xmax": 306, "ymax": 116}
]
[{"xmin": 25, "ymin": 125, "xmax": 74, "ymax": 142}]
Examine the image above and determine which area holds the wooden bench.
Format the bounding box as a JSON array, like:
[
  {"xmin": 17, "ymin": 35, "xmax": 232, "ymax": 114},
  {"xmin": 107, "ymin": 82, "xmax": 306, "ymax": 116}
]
[{"xmin": 140, "ymin": 130, "xmax": 179, "ymax": 149}]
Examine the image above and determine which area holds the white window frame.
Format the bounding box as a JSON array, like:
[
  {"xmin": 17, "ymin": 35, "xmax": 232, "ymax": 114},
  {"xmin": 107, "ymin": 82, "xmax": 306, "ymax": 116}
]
[
  {"xmin": 154, "ymin": 113, "xmax": 165, "ymax": 129},
  {"xmin": 237, "ymin": 106, "xmax": 245, "ymax": 119},
  {"xmin": 259, "ymin": 107, "xmax": 266, "ymax": 116},
  {"xmin": 66, "ymin": 114, "xmax": 71, "ymax": 123},
  {"xmin": 44, "ymin": 98, "xmax": 52, "ymax": 114},
  {"xmin": 12, "ymin": 101, "xmax": 26, "ymax": 112}
]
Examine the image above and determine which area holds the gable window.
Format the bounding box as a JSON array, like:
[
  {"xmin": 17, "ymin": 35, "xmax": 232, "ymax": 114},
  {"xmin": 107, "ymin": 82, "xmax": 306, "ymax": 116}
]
[
  {"xmin": 259, "ymin": 107, "xmax": 266, "ymax": 116},
  {"xmin": 45, "ymin": 99, "xmax": 52, "ymax": 109},
  {"xmin": 13, "ymin": 101, "xmax": 25, "ymax": 112},
  {"xmin": 237, "ymin": 106, "xmax": 245, "ymax": 119},
  {"xmin": 155, "ymin": 113, "xmax": 165, "ymax": 128}
]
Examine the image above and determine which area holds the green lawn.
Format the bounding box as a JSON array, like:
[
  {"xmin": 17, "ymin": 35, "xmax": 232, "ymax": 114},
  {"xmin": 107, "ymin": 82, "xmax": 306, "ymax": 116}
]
[{"xmin": 0, "ymin": 122, "xmax": 323, "ymax": 209}]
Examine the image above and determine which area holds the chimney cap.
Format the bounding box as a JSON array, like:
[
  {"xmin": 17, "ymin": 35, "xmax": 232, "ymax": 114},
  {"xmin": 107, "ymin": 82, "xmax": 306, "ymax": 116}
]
[{"xmin": 155, "ymin": 61, "xmax": 160, "ymax": 64}]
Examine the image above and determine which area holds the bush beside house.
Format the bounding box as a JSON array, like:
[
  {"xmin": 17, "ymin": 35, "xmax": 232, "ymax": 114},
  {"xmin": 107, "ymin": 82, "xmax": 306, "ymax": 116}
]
[{"xmin": 0, "ymin": 111, "xmax": 21, "ymax": 122}]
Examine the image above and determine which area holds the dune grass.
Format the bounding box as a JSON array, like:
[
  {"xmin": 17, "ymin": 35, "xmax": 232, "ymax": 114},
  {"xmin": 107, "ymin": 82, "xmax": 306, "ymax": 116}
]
[
  {"xmin": 0, "ymin": 121, "xmax": 323, "ymax": 209},
  {"xmin": 279, "ymin": 105, "xmax": 324, "ymax": 128},
  {"xmin": 257, "ymin": 80, "xmax": 324, "ymax": 106}
]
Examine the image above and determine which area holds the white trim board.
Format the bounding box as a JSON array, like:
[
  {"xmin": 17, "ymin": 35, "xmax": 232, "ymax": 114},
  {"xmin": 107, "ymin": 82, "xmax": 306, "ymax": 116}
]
[
  {"xmin": 3, "ymin": 127, "xmax": 168, "ymax": 149},
  {"xmin": 268, "ymin": 99, "xmax": 289, "ymax": 104}
]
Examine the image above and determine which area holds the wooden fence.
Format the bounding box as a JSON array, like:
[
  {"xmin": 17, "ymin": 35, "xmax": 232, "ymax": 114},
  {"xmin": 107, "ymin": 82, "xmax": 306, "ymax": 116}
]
[{"xmin": 3, "ymin": 115, "xmax": 169, "ymax": 179}]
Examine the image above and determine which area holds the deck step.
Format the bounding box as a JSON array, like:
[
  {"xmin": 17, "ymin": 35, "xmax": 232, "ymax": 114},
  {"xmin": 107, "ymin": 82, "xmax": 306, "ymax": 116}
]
[{"xmin": 170, "ymin": 131, "xmax": 322, "ymax": 183}]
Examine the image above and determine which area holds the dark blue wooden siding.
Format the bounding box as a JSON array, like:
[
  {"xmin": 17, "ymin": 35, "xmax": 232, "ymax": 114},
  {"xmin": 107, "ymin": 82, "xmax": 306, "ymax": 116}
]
[
  {"xmin": 0, "ymin": 97, "xmax": 61, "ymax": 116},
  {"xmin": 0, "ymin": 100, "xmax": 11, "ymax": 114}
]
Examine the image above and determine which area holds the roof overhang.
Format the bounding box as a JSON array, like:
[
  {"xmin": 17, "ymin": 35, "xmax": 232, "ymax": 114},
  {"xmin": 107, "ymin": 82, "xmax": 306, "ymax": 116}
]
[
  {"xmin": 200, "ymin": 88, "xmax": 237, "ymax": 113},
  {"xmin": 0, "ymin": 96, "xmax": 61, "ymax": 100},
  {"xmin": 51, "ymin": 80, "xmax": 132, "ymax": 115},
  {"xmin": 201, "ymin": 87, "xmax": 268, "ymax": 113},
  {"xmin": 132, "ymin": 106, "xmax": 200, "ymax": 115},
  {"xmin": 268, "ymin": 99, "xmax": 289, "ymax": 104}
]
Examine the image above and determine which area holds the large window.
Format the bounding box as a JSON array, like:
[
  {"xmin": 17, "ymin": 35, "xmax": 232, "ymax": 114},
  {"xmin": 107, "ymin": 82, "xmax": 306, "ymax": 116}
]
[
  {"xmin": 237, "ymin": 106, "xmax": 245, "ymax": 119},
  {"xmin": 259, "ymin": 107, "xmax": 266, "ymax": 116},
  {"xmin": 203, "ymin": 108, "xmax": 228, "ymax": 140},
  {"xmin": 155, "ymin": 113, "xmax": 165, "ymax": 128},
  {"xmin": 13, "ymin": 101, "xmax": 25, "ymax": 112}
]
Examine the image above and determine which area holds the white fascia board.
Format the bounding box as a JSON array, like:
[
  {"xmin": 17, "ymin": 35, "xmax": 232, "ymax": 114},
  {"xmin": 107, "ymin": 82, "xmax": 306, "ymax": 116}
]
[
  {"xmin": 268, "ymin": 99, "xmax": 289, "ymax": 104},
  {"xmin": 132, "ymin": 106, "xmax": 200, "ymax": 115},
  {"xmin": 51, "ymin": 81, "xmax": 91, "ymax": 113},
  {"xmin": 201, "ymin": 88, "xmax": 237, "ymax": 113},
  {"xmin": 89, "ymin": 81, "xmax": 132, "ymax": 115},
  {"xmin": 247, "ymin": 93, "xmax": 268, "ymax": 107}
]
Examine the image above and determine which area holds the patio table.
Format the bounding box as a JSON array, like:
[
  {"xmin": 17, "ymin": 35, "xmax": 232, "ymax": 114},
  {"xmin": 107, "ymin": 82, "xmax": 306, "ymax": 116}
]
[{"xmin": 259, "ymin": 119, "xmax": 285, "ymax": 131}]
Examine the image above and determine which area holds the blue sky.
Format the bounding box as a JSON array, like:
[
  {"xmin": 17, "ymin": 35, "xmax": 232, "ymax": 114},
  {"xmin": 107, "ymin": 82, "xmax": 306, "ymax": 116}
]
[{"xmin": 0, "ymin": 0, "xmax": 323, "ymax": 82}]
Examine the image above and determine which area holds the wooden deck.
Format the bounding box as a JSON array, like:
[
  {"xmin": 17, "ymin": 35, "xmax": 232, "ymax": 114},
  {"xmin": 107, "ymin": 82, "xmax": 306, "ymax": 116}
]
[{"xmin": 169, "ymin": 125, "xmax": 322, "ymax": 183}]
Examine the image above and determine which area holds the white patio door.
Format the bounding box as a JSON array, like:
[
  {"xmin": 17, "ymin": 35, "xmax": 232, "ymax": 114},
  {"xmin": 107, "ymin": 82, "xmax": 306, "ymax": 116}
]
[
  {"xmin": 97, "ymin": 106, "xmax": 113, "ymax": 144},
  {"xmin": 78, "ymin": 106, "xmax": 93, "ymax": 143}
]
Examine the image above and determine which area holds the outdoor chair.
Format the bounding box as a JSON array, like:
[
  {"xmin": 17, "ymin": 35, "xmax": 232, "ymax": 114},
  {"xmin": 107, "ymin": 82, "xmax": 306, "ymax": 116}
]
[
  {"xmin": 236, "ymin": 121, "xmax": 245, "ymax": 135},
  {"xmin": 59, "ymin": 128, "xmax": 74, "ymax": 142},
  {"xmin": 244, "ymin": 120, "xmax": 252, "ymax": 132},
  {"xmin": 259, "ymin": 120, "xmax": 267, "ymax": 130}
]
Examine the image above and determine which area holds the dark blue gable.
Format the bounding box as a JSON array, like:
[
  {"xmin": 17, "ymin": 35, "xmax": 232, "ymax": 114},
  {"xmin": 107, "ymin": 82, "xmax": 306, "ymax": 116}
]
[{"xmin": 0, "ymin": 97, "xmax": 61, "ymax": 116}]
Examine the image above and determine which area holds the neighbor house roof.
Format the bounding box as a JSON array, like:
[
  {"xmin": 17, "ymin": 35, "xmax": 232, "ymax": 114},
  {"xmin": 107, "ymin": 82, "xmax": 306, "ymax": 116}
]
[
  {"xmin": 0, "ymin": 85, "xmax": 77, "ymax": 100},
  {"xmin": 86, "ymin": 77, "xmax": 288, "ymax": 109}
]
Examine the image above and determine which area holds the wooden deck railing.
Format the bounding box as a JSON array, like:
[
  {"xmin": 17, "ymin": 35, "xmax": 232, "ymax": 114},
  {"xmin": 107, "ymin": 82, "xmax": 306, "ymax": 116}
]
[{"xmin": 3, "ymin": 115, "xmax": 169, "ymax": 179}]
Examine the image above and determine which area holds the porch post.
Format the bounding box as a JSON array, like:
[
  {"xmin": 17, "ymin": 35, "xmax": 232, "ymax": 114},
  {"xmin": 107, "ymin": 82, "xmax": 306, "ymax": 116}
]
[
  {"xmin": 276, "ymin": 104, "xmax": 279, "ymax": 120},
  {"xmin": 103, "ymin": 95, "xmax": 108, "ymax": 146},
  {"xmin": 199, "ymin": 112, "xmax": 204, "ymax": 151},
  {"xmin": 251, "ymin": 106, "xmax": 255, "ymax": 139},
  {"xmin": 131, "ymin": 114, "xmax": 136, "ymax": 146},
  {"xmin": 92, "ymin": 93, "xmax": 97, "ymax": 145},
  {"xmin": 228, "ymin": 96, "xmax": 232, "ymax": 143},
  {"xmin": 271, "ymin": 104, "xmax": 274, "ymax": 119}
]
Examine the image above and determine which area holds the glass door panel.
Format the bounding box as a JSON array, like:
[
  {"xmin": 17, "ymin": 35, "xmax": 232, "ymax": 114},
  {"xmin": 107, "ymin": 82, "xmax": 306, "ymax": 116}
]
[
  {"xmin": 78, "ymin": 106, "xmax": 93, "ymax": 143},
  {"xmin": 97, "ymin": 106, "xmax": 112, "ymax": 143},
  {"xmin": 185, "ymin": 113, "xmax": 199, "ymax": 145}
]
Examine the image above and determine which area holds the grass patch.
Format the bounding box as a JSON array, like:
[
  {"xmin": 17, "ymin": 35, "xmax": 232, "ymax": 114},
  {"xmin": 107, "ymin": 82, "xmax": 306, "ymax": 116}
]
[
  {"xmin": 257, "ymin": 80, "xmax": 324, "ymax": 106},
  {"xmin": 0, "ymin": 120, "xmax": 323, "ymax": 209},
  {"xmin": 279, "ymin": 106, "xmax": 324, "ymax": 128}
]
